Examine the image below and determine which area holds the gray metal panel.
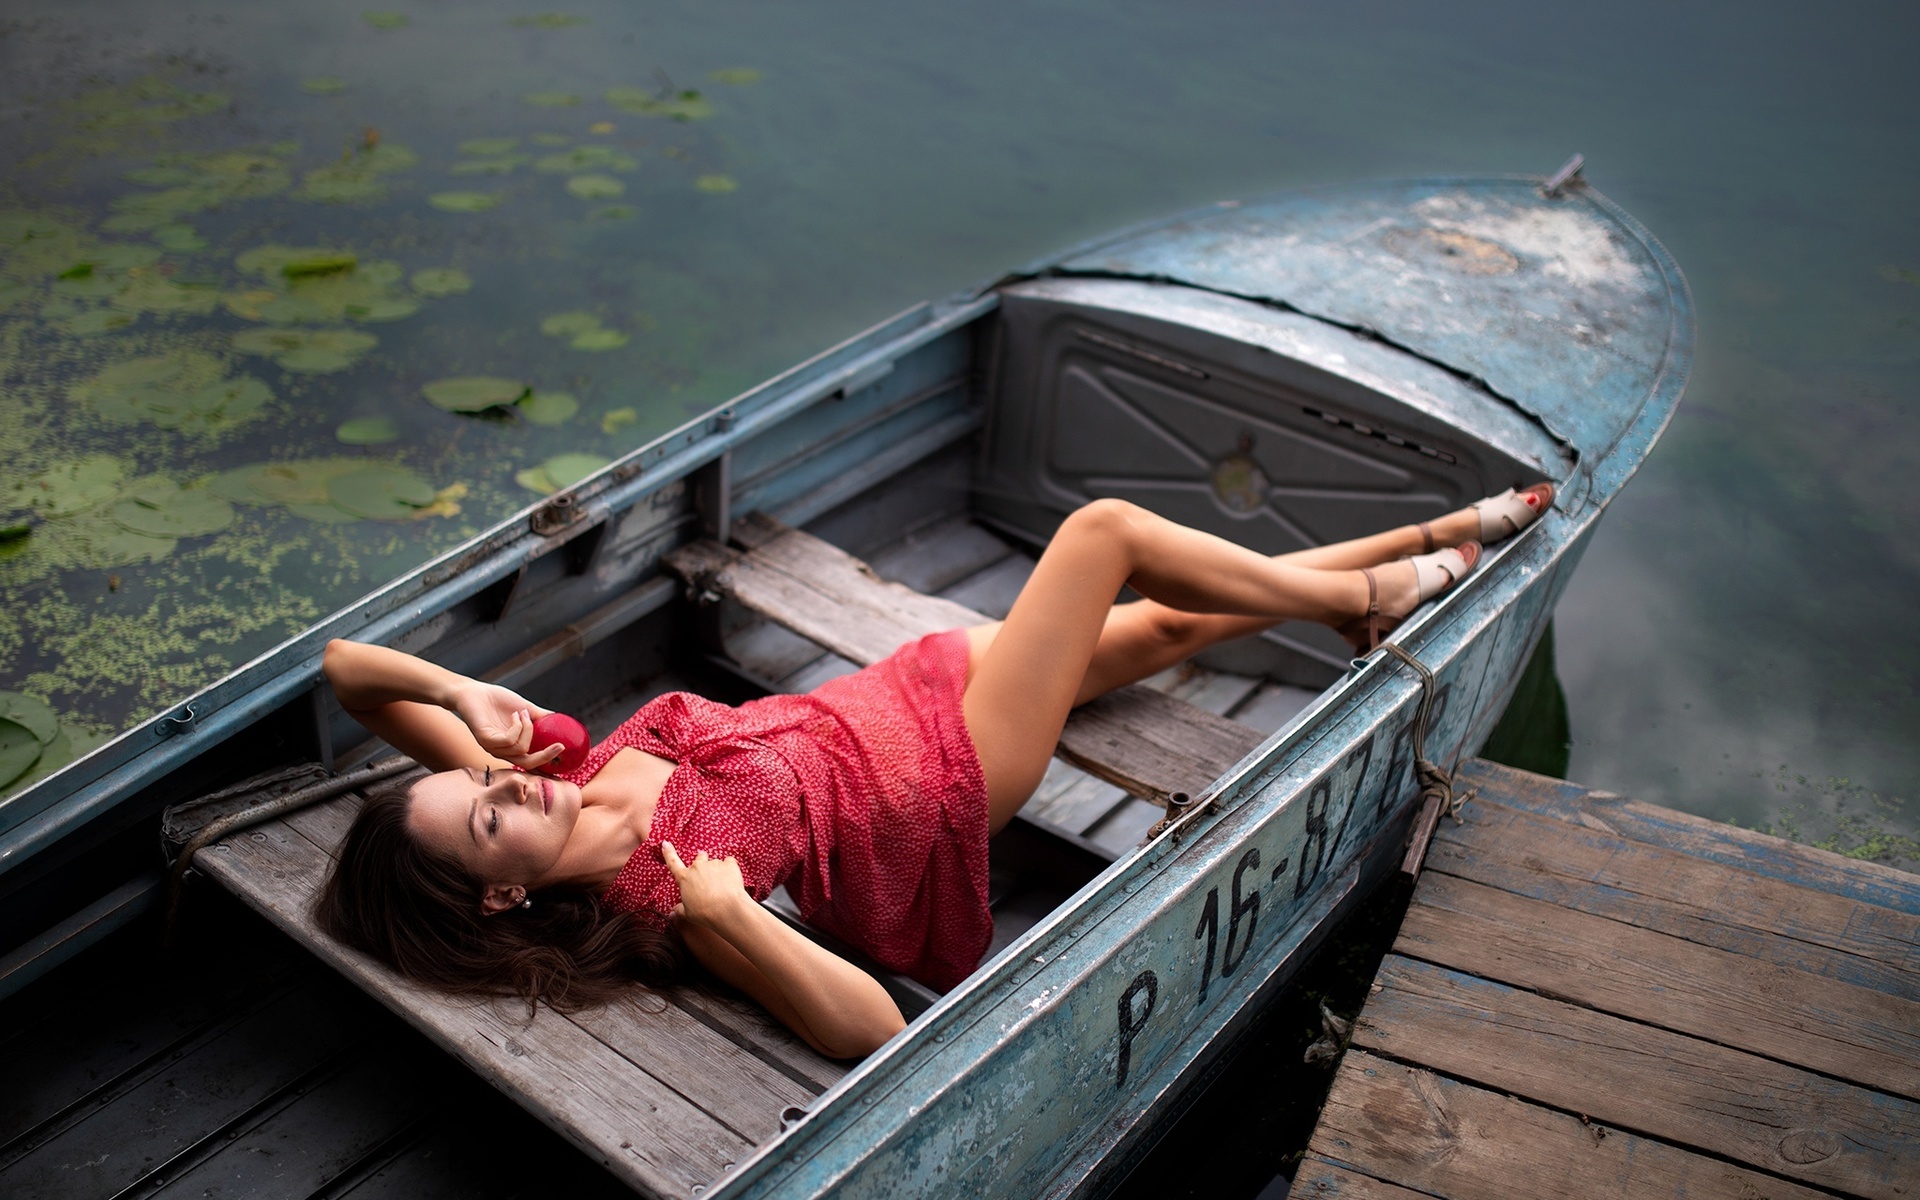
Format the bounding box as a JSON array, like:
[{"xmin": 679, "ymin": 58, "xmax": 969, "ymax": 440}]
[{"xmin": 978, "ymin": 279, "xmax": 1570, "ymax": 553}]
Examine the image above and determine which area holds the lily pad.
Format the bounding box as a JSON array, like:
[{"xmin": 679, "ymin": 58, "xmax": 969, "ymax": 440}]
[
  {"xmin": 540, "ymin": 310, "xmax": 604, "ymax": 338},
  {"xmin": 0, "ymin": 692, "xmax": 61, "ymax": 746},
  {"xmin": 302, "ymin": 77, "xmax": 349, "ymax": 95},
  {"xmin": 459, "ymin": 137, "xmax": 520, "ymax": 156},
  {"xmin": 517, "ymin": 452, "xmax": 611, "ymax": 495},
  {"xmin": 327, "ymin": 465, "xmax": 436, "ymax": 519},
  {"xmin": 245, "ymin": 458, "xmax": 367, "ymax": 505},
  {"xmin": 588, "ymin": 121, "xmax": 616, "ymax": 134},
  {"xmin": 108, "ymin": 478, "xmax": 235, "ymax": 538},
  {"xmin": 73, "ymin": 351, "xmax": 271, "ymax": 433},
  {"xmin": 5, "ymin": 456, "xmax": 126, "ymax": 517},
  {"xmin": 295, "ymin": 143, "xmax": 416, "ymax": 204},
  {"xmin": 590, "ymin": 205, "xmax": 636, "ymax": 221},
  {"xmin": 429, "ymin": 191, "xmax": 502, "ymax": 213},
  {"xmin": 710, "ymin": 68, "xmax": 762, "ymax": 85},
  {"xmin": 363, "ymin": 11, "xmax": 410, "ymax": 28},
  {"xmin": 517, "ymin": 390, "xmax": 579, "ymax": 425},
  {"xmin": 601, "ymin": 406, "xmax": 637, "ymax": 434},
  {"xmin": 422, "ymin": 375, "xmax": 528, "ymax": 412},
  {"xmin": 0, "ymin": 720, "xmax": 41, "ymax": 791},
  {"xmin": 59, "ymin": 309, "xmax": 137, "ymax": 336},
  {"xmin": 523, "ymin": 92, "xmax": 583, "ymax": 108},
  {"xmin": 605, "ymin": 86, "xmax": 713, "ymax": 121},
  {"xmin": 232, "ymin": 327, "xmax": 379, "ymax": 373},
  {"xmin": 410, "ymin": 268, "xmax": 472, "ymax": 297},
  {"xmin": 535, "ymin": 145, "xmax": 637, "ymax": 173},
  {"xmin": 5, "ymin": 724, "xmax": 110, "ymax": 796},
  {"xmin": 695, "ymin": 174, "xmax": 738, "ymax": 193},
  {"xmin": 570, "ymin": 327, "xmax": 629, "ymax": 351},
  {"xmin": 336, "ymin": 416, "xmax": 401, "ymax": 444},
  {"xmin": 152, "ymin": 223, "xmax": 207, "ymax": 252},
  {"xmin": 52, "ymin": 516, "xmax": 178, "ymax": 567},
  {"xmin": 566, "ymin": 174, "xmax": 625, "ymax": 199},
  {"xmin": 451, "ymin": 155, "xmax": 528, "ymax": 175},
  {"xmin": 509, "ymin": 13, "xmax": 589, "ymax": 27},
  {"xmin": 287, "ymin": 502, "xmax": 362, "ymax": 523}
]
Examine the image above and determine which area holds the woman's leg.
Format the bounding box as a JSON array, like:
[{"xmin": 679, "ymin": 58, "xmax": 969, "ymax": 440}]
[{"xmin": 963, "ymin": 499, "xmax": 1422, "ymax": 831}]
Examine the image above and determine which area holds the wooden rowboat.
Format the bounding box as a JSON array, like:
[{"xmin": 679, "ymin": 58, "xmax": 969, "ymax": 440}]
[{"xmin": 0, "ymin": 166, "xmax": 1691, "ymax": 1198}]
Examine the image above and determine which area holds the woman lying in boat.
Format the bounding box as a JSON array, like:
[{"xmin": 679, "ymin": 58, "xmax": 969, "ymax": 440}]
[{"xmin": 318, "ymin": 487, "xmax": 1550, "ymax": 1058}]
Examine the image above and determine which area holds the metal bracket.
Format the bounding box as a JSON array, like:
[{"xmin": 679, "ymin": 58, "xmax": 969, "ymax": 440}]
[
  {"xmin": 1541, "ymin": 153, "xmax": 1586, "ymax": 198},
  {"xmin": 156, "ymin": 703, "xmax": 197, "ymax": 738}
]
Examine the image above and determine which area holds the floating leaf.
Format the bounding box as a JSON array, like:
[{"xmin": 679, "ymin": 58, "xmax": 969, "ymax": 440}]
[
  {"xmin": 695, "ymin": 174, "xmax": 738, "ymax": 193},
  {"xmin": 709, "ymin": 68, "xmax": 762, "ymax": 85},
  {"xmin": 337, "ymin": 416, "xmax": 401, "ymax": 444},
  {"xmin": 295, "ymin": 143, "xmax": 416, "ymax": 204},
  {"xmin": 108, "ymin": 478, "xmax": 235, "ymax": 538},
  {"xmin": 410, "ymin": 268, "xmax": 472, "ymax": 297},
  {"xmin": 327, "ymin": 465, "xmax": 436, "ymax": 519},
  {"xmin": 4, "ymin": 456, "xmax": 126, "ymax": 517},
  {"xmin": 283, "ymin": 251, "xmax": 358, "ymax": 278},
  {"xmin": 570, "ymin": 328, "xmax": 629, "ymax": 350},
  {"xmin": 0, "ymin": 720, "xmax": 41, "ymax": 791},
  {"xmin": 287, "ymin": 502, "xmax": 362, "ymax": 523},
  {"xmin": 566, "ymin": 174, "xmax": 625, "ymax": 200},
  {"xmin": 509, "ymin": 13, "xmax": 589, "ymax": 27},
  {"xmin": 523, "ymin": 91, "xmax": 583, "ymax": 108},
  {"xmin": 526, "ymin": 452, "xmax": 610, "ymax": 494},
  {"xmin": 459, "ymin": 137, "xmax": 520, "ymax": 156},
  {"xmin": 59, "ymin": 309, "xmax": 137, "ymax": 336},
  {"xmin": 245, "ymin": 458, "xmax": 367, "ymax": 505},
  {"xmin": 601, "ymin": 406, "xmax": 637, "ymax": 434},
  {"xmin": 517, "ymin": 390, "xmax": 578, "ymax": 425},
  {"xmin": 540, "ymin": 310, "xmax": 604, "ymax": 338},
  {"xmin": 589, "ymin": 205, "xmax": 636, "ymax": 221},
  {"xmin": 152, "ymin": 223, "xmax": 207, "ymax": 252},
  {"xmin": 429, "ymin": 191, "xmax": 503, "ymax": 213},
  {"xmin": 422, "ymin": 375, "xmax": 528, "ymax": 412},
  {"xmin": 588, "ymin": 121, "xmax": 616, "ymax": 134},
  {"xmin": 5, "ymin": 724, "xmax": 110, "ymax": 796},
  {"xmin": 302, "ymin": 77, "xmax": 349, "ymax": 95},
  {"xmin": 72, "ymin": 351, "xmax": 272, "ymax": 433},
  {"xmin": 232, "ymin": 327, "xmax": 379, "ymax": 373},
  {"xmin": 450, "ymin": 155, "xmax": 528, "ymax": 175},
  {"xmin": 535, "ymin": 145, "xmax": 637, "ymax": 173},
  {"xmin": 0, "ymin": 692, "xmax": 60, "ymax": 746},
  {"xmin": 363, "ymin": 11, "xmax": 410, "ymax": 28},
  {"xmin": 605, "ymin": 86, "xmax": 713, "ymax": 121}
]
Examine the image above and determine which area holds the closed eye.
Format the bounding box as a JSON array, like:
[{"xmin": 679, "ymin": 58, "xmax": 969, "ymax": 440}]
[
  {"xmin": 484, "ymin": 767, "xmax": 492, "ymax": 786},
  {"xmin": 488, "ymin": 808, "xmax": 498, "ymax": 837}
]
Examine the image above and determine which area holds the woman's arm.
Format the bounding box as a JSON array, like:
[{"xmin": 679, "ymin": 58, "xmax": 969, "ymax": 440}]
[
  {"xmin": 322, "ymin": 639, "xmax": 561, "ymax": 771},
  {"xmin": 665, "ymin": 844, "xmax": 905, "ymax": 1059}
]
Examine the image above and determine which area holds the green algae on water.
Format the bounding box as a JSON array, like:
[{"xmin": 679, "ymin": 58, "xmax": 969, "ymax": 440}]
[
  {"xmin": 422, "ymin": 375, "xmax": 529, "ymax": 412},
  {"xmin": 695, "ymin": 174, "xmax": 738, "ymax": 194},
  {"xmin": 509, "ymin": 14, "xmax": 589, "ymax": 28},
  {"xmin": 231, "ymin": 326, "xmax": 379, "ymax": 373},
  {"xmin": 709, "ymin": 68, "xmax": 763, "ymax": 85},
  {"xmin": 428, "ymin": 191, "xmax": 503, "ymax": 213},
  {"xmin": 410, "ymin": 268, "xmax": 472, "ymax": 297},
  {"xmin": 302, "ymin": 77, "xmax": 349, "ymax": 95},
  {"xmin": 566, "ymin": 174, "xmax": 624, "ymax": 200},
  {"xmin": 336, "ymin": 415, "xmax": 401, "ymax": 444}
]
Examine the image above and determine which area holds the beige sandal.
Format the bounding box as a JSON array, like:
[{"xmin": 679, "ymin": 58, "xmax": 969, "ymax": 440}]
[
  {"xmin": 1472, "ymin": 483, "xmax": 1554, "ymax": 544},
  {"xmin": 1337, "ymin": 543, "xmax": 1481, "ymax": 654}
]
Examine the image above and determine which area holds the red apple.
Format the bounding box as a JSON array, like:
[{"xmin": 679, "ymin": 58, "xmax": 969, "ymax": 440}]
[{"xmin": 530, "ymin": 712, "xmax": 590, "ymax": 774}]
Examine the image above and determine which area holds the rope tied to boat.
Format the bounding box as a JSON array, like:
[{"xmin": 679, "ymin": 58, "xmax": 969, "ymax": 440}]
[{"xmin": 1376, "ymin": 644, "xmax": 1472, "ymax": 876}]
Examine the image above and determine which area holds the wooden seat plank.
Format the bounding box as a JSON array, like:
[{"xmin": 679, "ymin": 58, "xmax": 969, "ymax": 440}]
[
  {"xmin": 1354, "ymin": 955, "xmax": 1920, "ymax": 1199},
  {"xmin": 1307, "ymin": 1051, "xmax": 1840, "ymax": 1200},
  {"xmin": 666, "ymin": 518, "xmax": 1267, "ymax": 806},
  {"xmin": 1455, "ymin": 759, "xmax": 1920, "ymax": 916},
  {"xmin": 1289, "ymin": 1160, "xmax": 1435, "ymax": 1199},
  {"xmin": 1398, "ymin": 872, "xmax": 1920, "ymax": 1100},
  {"xmin": 1428, "ymin": 798, "xmax": 1920, "ymax": 997},
  {"xmin": 667, "ymin": 987, "xmax": 848, "ymax": 1095},
  {"xmin": 202, "ymin": 800, "xmax": 751, "ymax": 1200}
]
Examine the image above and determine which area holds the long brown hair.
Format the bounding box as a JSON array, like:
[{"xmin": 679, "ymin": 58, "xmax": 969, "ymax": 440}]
[{"xmin": 316, "ymin": 780, "xmax": 685, "ymax": 1012}]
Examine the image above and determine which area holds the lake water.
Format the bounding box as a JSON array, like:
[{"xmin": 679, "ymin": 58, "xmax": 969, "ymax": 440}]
[{"xmin": 12, "ymin": 0, "xmax": 1905, "ymax": 856}]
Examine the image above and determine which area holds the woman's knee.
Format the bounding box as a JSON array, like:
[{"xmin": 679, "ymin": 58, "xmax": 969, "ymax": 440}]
[{"xmin": 1059, "ymin": 497, "xmax": 1147, "ymax": 545}]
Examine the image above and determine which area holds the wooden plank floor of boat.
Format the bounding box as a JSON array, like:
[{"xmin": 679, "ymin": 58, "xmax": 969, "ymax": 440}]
[
  {"xmin": 1297, "ymin": 759, "xmax": 1920, "ymax": 1200},
  {"xmin": 157, "ymin": 515, "xmax": 1323, "ymax": 1200}
]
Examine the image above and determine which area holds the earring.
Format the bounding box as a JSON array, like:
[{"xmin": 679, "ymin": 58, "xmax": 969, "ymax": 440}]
[{"xmin": 519, "ymin": 897, "xmax": 532, "ymax": 909}]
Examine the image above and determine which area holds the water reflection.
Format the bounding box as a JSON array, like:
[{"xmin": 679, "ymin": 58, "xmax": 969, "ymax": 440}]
[{"xmin": 0, "ymin": 0, "xmax": 1914, "ymax": 866}]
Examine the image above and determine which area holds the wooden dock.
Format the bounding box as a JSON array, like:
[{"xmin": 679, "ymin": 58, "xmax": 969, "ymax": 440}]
[{"xmin": 1297, "ymin": 759, "xmax": 1920, "ymax": 1200}]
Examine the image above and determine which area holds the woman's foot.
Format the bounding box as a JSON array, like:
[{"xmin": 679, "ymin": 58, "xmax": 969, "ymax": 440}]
[
  {"xmin": 1414, "ymin": 483, "xmax": 1554, "ymax": 551},
  {"xmin": 1336, "ymin": 542, "xmax": 1481, "ymax": 653}
]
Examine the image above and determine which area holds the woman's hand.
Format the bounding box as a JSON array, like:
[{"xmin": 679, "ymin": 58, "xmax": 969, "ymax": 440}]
[
  {"xmin": 662, "ymin": 842, "xmax": 751, "ymax": 930},
  {"xmin": 447, "ymin": 682, "xmax": 563, "ymax": 769}
]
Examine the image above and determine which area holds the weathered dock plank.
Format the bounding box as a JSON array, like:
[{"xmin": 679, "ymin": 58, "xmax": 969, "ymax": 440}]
[
  {"xmin": 1305, "ymin": 760, "xmax": 1920, "ymax": 1200},
  {"xmin": 1303, "ymin": 1052, "xmax": 1841, "ymax": 1200},
  {"xmin": 1428, "ymin": 797, "xmax": 1920, "ymax": 996},
  {"xmin": 1356, "ymin": 956, "xmax": 1917, "ymax": 1198},
  {"xmin": 1397, "ymin": 872, "xmax": 1920, "ymax": 1099}
]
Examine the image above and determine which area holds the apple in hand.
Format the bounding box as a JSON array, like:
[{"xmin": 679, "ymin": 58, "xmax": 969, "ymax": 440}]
[{"xmin": 530, "ymin": 712, "xmax": 590, "ymax": 773}]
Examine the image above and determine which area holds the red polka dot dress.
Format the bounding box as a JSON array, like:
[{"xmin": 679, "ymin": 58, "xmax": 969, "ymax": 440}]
[{"xmin": 549, "ymin": 629, "xmax": 992, "ymax": 992}]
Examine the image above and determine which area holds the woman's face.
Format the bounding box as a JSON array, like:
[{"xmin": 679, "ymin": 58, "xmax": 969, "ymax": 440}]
[{"xmin": 406, "ymin": 766, "xmax": 583, "ymax": 906}]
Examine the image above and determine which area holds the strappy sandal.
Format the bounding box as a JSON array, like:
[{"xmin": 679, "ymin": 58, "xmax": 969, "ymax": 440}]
[
  {"xmin": 1336, "ymin": 542, "xmax": 1481, "ymax": 654},
  {"xmin": 1471, "ymin": 483, "xmax": 1554, "ymax": 544}
]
